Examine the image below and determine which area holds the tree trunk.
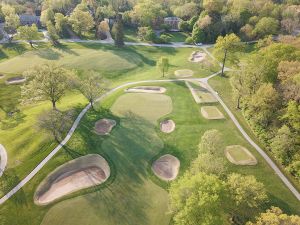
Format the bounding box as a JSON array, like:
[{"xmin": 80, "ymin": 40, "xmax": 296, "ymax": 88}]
[
  {"xmin": 90, "ymin": 100, "xmax": 94, "ymax": 109},
  {"xmin": 52, "ymin": 100, "xmax": 57, "ymax": 110},
  {"xmin": 221, "ymin": 49, "xmax": 227, "ymax": 77},
  {"xmin": 29, "ymin": 41, "xmax": 33, "ymax": 48}
]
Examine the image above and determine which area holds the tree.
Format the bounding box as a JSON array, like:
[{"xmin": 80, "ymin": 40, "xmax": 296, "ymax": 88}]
[
  {"xmin": 174, "ymin": 3, "xmax": 199, "ymax": 20},
  {"xmin": 17, "ymin": 25, "xmax": 39, "ymax": 48},
  {"xmin": 130, "ymin": 0, "xmax": 167, "ymax": 28},
  {"xmin": 40, "ymin": 8, "xmax": 54, "ymax": 26},
  {"xmin": 54, "ymin": 13, "xmax": 68, "ymax": 34},
  {"xmin": 203, "ymin": 0, "xmax": 226, "ymax": 12},
  {"xmin": 112, "ymin": 14, "xmax": 124, "ymax": 47},
  {"xmin": 157, "ymin": 57, "xmax": 169, "ymax": 77},
  {"xmin": 245, "ymin": 83, "xmax": 279, "ymax": 128},
  {"xmin": 78, "ymin": 71, "xmax": 106, "ymax": 108},
  {"xmin": 192, "ymin": 26, "xmax": 205, "ymax": 44},
  {"xmin": 68, "ymin": 3, "xmax": 94, "ymax": 36},
  {"xmin": 169, "ymin": 172, "xmax": 226, "ymax": 225},
  {"xmin": 199, "ymin": 129, "xmax": 223, "ymax": 155},
  {"xmin": 281, "ymin": 100, "xmax": 300, "ymax": 133},
  {"xmin": 21, "ymin": 64, "xmax": 72, "ymax": 109},
  {"xmin": 214, "ymin": 33, "xmax": 243, "ymax": 76},
  {"xmin": 253, "ymin": 17, "xmax": 279, "ymax": 38},
  {"xmin": 37, "ymin": 109, "xmax": 74, "ymax": 141},
  {"xmin": 270, "ymin": 125, "xmax": 296, "ymax": 165},
  {"xmin": 137, "ymin": 26, "xmax": 156, "ymax": 42},
  {"xmin": 2, "ymin": 4, "xmax": 19, "ymax": 41},
  {"xmin": 246, "ymin": 206, "xmax": 300, "ymax": 225},
  {"xmin": 230, "ymin": 69, "xmax": 247, "ymax": 109},
  {"xmin": 191, "ymin": 152, "xmax": 226, "ymax": 176},
  {"xmin": 46, "ymin": 21, "xmax": 59, "ymax": 45}
]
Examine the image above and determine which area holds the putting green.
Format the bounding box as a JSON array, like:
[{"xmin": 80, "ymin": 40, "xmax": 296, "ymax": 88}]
[
  {"xmin": 111, "ymin": 93, "xmax": 173, "ymax": 123},
  {"xmin": 225, "ymin": 145, "xmax": 257, "ymax": 165},
  {"xmin": 201, "ymin": 106, "xmax": 224, "ymax": 119},
  {"xmin": 0, "ymin": 48, "xmax": 142, "ymax": 74}
]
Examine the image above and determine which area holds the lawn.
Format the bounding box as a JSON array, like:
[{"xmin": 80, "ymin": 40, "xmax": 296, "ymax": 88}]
[
  {"xmin": 164, "ymin": 32, "xmax": 190, "ymax": 42},
  {"xmin": 1, "ymin": 82, "xmax": 300, "ymax": 225},
  {"xmin": 226, "ymin": 146, "xmax": 253, "ymax": 161}
]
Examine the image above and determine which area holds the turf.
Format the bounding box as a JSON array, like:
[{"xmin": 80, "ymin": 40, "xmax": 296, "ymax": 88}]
[
  {"xmin": 201, "ymin": 106, "xmax": 225, "ymax": 119},
  {"xmin": 110, "ymin": 93, "xmax": 173, "ymax": 124}
]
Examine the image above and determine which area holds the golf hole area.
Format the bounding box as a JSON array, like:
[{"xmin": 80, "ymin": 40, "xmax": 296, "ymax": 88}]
[
  {"xmin": 201, "ymin": 106, "xmax": 225, "ymax": 120},
  {"xmin": 125, "ymin": 86, "xmax": 166, "ymax": 94},
  {"xmin": 34, "ymin": 154, "xmax": 110, "ymax": 205},
  {"xmin": 225, "ymin": 145, "xmax": 257, "ymax": 166},
  {"xmin": 94, "ymin": 119, "xmax": 116, "ymax": 135}
]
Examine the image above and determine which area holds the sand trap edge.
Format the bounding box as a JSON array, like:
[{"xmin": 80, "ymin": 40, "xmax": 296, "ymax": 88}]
[
  {"xmin": 125, "ymin": 86, "xmax": 166, "ymax": 94},
  {"xmin": 152, "ymin": 154, "xmax": 180, "ymax": 181},
  {"xmin": 201, "ymin": 106, "xmax": 225, "ymax": 120},
  {"xmin": 160, "ymin": 119, "xmax": 175, "ymax": 133},
  {"xmin": 225, "ymin": 145, "xmax": 257, "ymax": 166},
  {"xmin": 34, "ymin": 154, "xmax": 111, "ymax": 205},
  {"xmin": 5, "ymin": 77, "xmax": 26, "ymax": 85},
  {"xmin": 189, "ymin": 51, "xmax": 207, "ymax": 63},
  {"xmin": 94, "ymin": 119, "xmax": 116, "ymax": 135}
]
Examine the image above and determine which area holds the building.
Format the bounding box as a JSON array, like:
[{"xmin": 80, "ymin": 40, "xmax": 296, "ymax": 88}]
[
  {"xmin": 164, "ymin": 17, "xmax": 181, "ymax": 31},
  {"xmin": 19, "ymin": 14, "xmax": 41, "ymax": 27}
]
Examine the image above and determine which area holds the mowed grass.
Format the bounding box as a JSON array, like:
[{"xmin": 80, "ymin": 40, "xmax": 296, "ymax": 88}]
[
  {"xmin": 1, "ymin": 82, "xmax": 300, "ymax": 225},
  {"xmin": 110, "ymin": 93, "xmax": 173, "ymax": 124},
  {"xmin": 227, "ymin": 146, "xmax": 253, "ymax": 161}
]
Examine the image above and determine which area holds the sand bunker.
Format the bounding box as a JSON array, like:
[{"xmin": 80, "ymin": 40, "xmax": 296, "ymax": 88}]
[
  {"xmin": 201, "ymin": 106, "xmax": 225, "ymax": 120},
  {"xmin": 94, "ymin": 119, "xmax": 116, "ymax": 135},
  {"xmin": 126, "ymin": 86, "xmax": 166, "ymax": 94},
  {"xmin": 34, "ymin": 154, "xmax": 110, "ymax": 205},
  {"xmin": 174, "ymin": 69, "xmax": 194, "ymax": 78},
  {"xmin": 160, "ymin": 119, "xmax": 175, "ymax": 133},
  {"xmin": 152, "ymin": 154, "xmax": 180, "ymax": 181},
  {"xmin": 189, "ymin": 51, "xmax": 207, "ymax": 63},
  {"xmin": 5, "ymin": 76, "xmax": 26, "ymax": 85},
  {"xmin": 225, "ymin": 145, "xmax": 257, "ymax": 165}
]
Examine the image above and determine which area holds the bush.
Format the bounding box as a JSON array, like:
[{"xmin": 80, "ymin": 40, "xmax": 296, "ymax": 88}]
[
  {"xmin": 185, "ymin": 36, "xmax": 193, "ymax": 44},
  {"xmin": 158, "ymin": 34, "xmax": 171, "ymax": 43},
  {"xmin": 160, "ymin": 24, "xmax": 171, "ymax": 32},
  {"xmin": 192, "ymin": 26, "xmax": 205, "ymax": 43},
  {"xmin": 138, "ymin": 26, "xmax": 156, "ymax": 42},
  {"xmin": 179, "ymin": 20, "xmax": 190, "ymax": 32}
]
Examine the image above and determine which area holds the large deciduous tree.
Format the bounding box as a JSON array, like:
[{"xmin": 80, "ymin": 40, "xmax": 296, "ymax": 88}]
[
  {"xmin": 199, "ymin": 129, "xmax": 223, "ymax": 155},
  {"xmin": 169, "ymin": 172, "xmax": 226, "ymax": 225},
  {"xmin": 68, "ymin": 3, "xmax": 94, "ymax": 36},
  {"xmin": 112, "ymin": 14, "xmax": 124, "ymax": 47},
  {"xmin": 17, "ymin": 25, "xmax": 39, "ymax": 48},
  {"xmin": 214, "ymin": 33, "xmax": 243, "ymax": 76},
  {"xmin": 2, "ymin": 4, "xmax": 19, "ymax": 41},
  {"xmin": 21, "ymin": 64, "xmax": 72, "ymax": 109}
]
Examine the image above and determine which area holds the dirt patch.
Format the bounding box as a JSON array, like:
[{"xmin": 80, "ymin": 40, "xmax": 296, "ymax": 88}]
[
  {"xmin": 94, "ymin": 119, "xmax": 116, "ymax": 135},
  {"xmin": 189, "ymin": 51, "xmax": 206, "ymax": 63},
  {"xmin": 174, "ymin": 69, "xmax": 194, "ymax": 78},
  {"xmin": 160, "ymin": 119, "xmax": 175, "ymax": 133},
  {"xmin": 126, "ymin": 86, "xmax": 166, "ymax": 94},
  {"xmin": 34, "ymin": 154, "xmax": 110, "ymax": 205},
  {"xmin": 152, "ymin": 154, "xmax": 180, "ymax": 181},
  {"xmin": 201, "ymin": 106, "xmax": 224, "ymax": 120},
  {"xmin": 5, "ymin": 76, "xmax": 26, "ymax": 85},
  {"xmin": 225, "ymin": 145, "xmax": 257, "ymax": 165}
]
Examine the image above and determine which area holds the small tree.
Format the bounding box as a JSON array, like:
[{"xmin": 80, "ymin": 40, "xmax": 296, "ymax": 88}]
[
  {"xmin": 199, "ymin": 129, "xmax": 223, "ymax": 155},
  {"xmin": 157, "ymin": 57, "xmax": 169, "ymax": 77},
  {"xmin": 21, "ymin": 64, "xmax": 72, "ymax": 109},
  {"xmin": 17, "ymin": 25, "xmax": 39, "ymax": 48},
  {"xmin": 78, "ymin": 71, "xmax": 106, "ymax": 108},
  {"xmin": 2, "ymin": 4, "xmax": 20, "ymax": 42},
  {"xmin": 37, "ymin": 109, "xmax": 74, "ymax": 142},
  {"xmin": 214, "ymin": 33, "xmax": 244, "ymax": 76},
  {"xmin": 112, "ymin": 14, "xmax": 124, "ymax": 47},
  {"xmin": 46, "ymin": 21, "xmax": 59, "ymax": 46}
]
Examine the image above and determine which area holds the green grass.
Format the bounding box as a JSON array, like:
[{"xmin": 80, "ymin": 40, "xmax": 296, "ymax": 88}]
[
  {"xmin": 227, "ymin": 146, "xmax": 252, "ymax": 161},
  {"xmin": 201, "ymin": 106, "xmax": 224, "ymax": 119},
  {"xmin": 1, "ymin": 43, "xmax": 300, "ymax": 225},
  {"xmin": 164, "ymin": 32, "xmax": 190, "ymax": 42},
  {"xmin": 110, "ymin": 93, "xmax": 173, "ymax": 124},
  {"xmin": 124, "ymin": 27, "xmax": 140, "ymax": 43}
]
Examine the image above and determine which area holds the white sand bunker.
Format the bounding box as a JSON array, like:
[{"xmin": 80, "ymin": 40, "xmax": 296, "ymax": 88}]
[
  {"xmin": 94, "ymin": 119, "xmax": 116, "ymax": 135},
  {"xmin": 174, "ymin": 69, "xmax": 194, "ymax": 78},
  {"xmin": 34, "ymin": 154, "xmax": 110, "ymax": 205},
  {"xmin": 189, "ymin": 51, "xmax": 207, "ymax": 63},
  {"xmin": 126, "ymin": 86, "xmax": 166, "ymax": 94},
  {"xmin": 152, "ymin": 154, "xmax": 180, "ymax": 181},
  {"xmin": 225, "ymin": 145, "xmax": 257, "ymax": 165},
  {"xmin": 5, "ymin": 76, "xmax": 26, "ymax": 85},
  {"xmin": 160, "ymin": 119, "xmax": 175, "ymax": 133},
  {"xmin": 201, "ymin": 106, "xmax": 224, "ymax": 120}
]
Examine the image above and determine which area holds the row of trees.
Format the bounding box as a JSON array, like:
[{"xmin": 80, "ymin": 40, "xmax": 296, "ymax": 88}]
[{"xmin": 229, "ymin": 37, "xmax": 300, "ymax": 181}]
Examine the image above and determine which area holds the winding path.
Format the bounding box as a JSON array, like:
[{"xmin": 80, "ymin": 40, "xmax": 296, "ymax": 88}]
[{"xmin": 0, "ymin": 144, "xmax": 7, "ymax": 177}]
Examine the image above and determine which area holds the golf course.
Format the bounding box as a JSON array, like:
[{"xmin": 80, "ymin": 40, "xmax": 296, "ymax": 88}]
[{"xmin": 0, "ymin": 38, "xmax": 299, "ymax": 225}]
